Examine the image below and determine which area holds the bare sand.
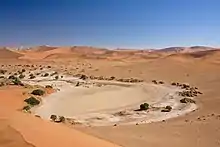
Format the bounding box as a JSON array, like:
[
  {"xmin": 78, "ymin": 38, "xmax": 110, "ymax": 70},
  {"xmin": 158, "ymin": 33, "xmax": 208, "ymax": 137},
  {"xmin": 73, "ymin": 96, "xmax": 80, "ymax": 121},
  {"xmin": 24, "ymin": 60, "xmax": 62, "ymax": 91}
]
[{"xmin": 0, "ymin": 46, "xmax": 220, "ymax": 147}]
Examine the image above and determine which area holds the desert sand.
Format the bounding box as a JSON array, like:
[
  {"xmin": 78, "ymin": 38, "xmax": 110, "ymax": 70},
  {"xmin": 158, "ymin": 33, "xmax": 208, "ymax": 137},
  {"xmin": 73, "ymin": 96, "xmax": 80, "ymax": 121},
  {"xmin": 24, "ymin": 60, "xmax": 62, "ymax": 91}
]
[
  {"xmin": 0, "ymin": 87, "xmax": 121, "ymax": 147},
  {"xmin": 0, "ymin": 46, "xmax": 220, "ymax": 147}
]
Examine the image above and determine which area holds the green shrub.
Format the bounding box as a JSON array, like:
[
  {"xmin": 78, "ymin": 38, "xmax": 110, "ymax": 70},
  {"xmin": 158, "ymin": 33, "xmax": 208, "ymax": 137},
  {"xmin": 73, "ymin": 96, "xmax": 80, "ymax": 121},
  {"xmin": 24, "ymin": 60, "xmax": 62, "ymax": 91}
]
[
  {"xmin": 19, "ymin": 74, "xmax": 25, "ymax": 79},
  {"xmin": 171, "ymin": 82, "xmax": 177, "ymax": 86},
  {"xmin": 29, "ymin": 74, "xmax": 36, "ymax": 79},
  {"xmin": 159, "ymin": 81, "xmax": 164, "ymax": 84},
  {"xmin": 22, "ymin": 105, "xmax": 31, "ymax": 111},
  {"xmin": 0, "ymin": 69, "xmax": 7, "ymax": 74},
  {"xmin": 180, "ymin": 98, "xmax": 196, "ymax": 104},
  {"xmin": 161, "ymin": 106, "xmax": 172, "ymax": 112},
  {"xmin": 50, "ymin": 115, "xmax": 57, "ymax": 121},
  {"xmin": 140, "ymin": 103, "xmax": 149, "ymax": 110},
  {"xmin": 165, "ymin": 106, "xmax": 172, "ymax": 110},
  {"xmin": 79, "ymin": 74, "xmax": 88, "ymax": 80},
  {"xmin": 43, "ymin": 73, "xmax": 49, "ymax": 77},
  {"xmin": 31, "ymin": 89, "xmax": 45, "ymax": 96},
  {"xmin": 8, "ymin": 75, "xmax": 16, "ymax": 80},
  {"xmin": 45, "ymin": 85, "xmax": 53, "ymax": 89},
  {"xmin": 12, "ymin": 78, "xmax": 23, "ymax": 86},
  {"xmin": 24, "ymin": 97, "xmax": 40, "ymax": 106},
  {"xmin": 152, "ymin": 80, "xmax": 157, "ymax": 84},
  {"xmin": 50, "ymin": 115, "xmax": 65, "ymax": 123},
  {"xmin": 55, "ymin": 75, "xmax": 59, "ymax": 80},
  {"xmin": 110, "ymin": 76, "xmax": 116, "ymax": 80},
  {"xmin": 59, "ymin": 116, "xmax": 65, "ymax": 122}
]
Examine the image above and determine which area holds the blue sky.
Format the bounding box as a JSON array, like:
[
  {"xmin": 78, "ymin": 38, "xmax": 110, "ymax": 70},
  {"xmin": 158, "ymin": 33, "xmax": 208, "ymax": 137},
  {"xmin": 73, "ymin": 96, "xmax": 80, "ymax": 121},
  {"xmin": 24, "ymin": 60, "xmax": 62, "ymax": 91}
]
[{"xmin": 0, "ymin": 0, "xmax": 220, "ymax": 49}]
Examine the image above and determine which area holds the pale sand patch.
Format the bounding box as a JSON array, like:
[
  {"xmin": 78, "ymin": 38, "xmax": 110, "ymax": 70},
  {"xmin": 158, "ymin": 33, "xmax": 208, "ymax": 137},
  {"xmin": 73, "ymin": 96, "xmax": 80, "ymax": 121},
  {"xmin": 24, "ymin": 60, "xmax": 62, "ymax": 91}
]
[{"xmin": 29, "ymin": 78, "xmax": 197, "ymax": 126}]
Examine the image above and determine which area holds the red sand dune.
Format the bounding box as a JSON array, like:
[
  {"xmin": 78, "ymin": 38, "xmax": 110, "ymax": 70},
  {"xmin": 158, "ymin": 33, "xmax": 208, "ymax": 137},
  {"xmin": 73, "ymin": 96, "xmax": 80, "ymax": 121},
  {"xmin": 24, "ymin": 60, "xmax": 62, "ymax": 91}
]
[
  {"xmin": 0, "ymin": 87, "xmax": 121, "ymax": 147},
  {"xmin": 155, "ymin": 46, "xmax": 217, "ymax": 54},
  {"xmin": 163, "ymin": 49, "xmax": 220, "ymax": 63},
  {"xmin": 0, "ymin": 48, "xmax": 22, "ymax": 59},
  {"xmin": 15, "ymin": 45, "xmax": 219, "ymax": 61}
]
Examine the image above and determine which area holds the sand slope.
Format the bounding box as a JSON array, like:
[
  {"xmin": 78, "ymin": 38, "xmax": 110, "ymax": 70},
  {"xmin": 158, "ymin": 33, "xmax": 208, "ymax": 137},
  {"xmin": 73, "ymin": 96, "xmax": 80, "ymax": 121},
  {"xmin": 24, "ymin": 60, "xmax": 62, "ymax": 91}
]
[
  {"xmin": 0, "ymin": 87, "xmax": 121, "ymax": 147},
  {"xmin": 0, "ymin": 120, "xmax": 34, "ymax": 147}
]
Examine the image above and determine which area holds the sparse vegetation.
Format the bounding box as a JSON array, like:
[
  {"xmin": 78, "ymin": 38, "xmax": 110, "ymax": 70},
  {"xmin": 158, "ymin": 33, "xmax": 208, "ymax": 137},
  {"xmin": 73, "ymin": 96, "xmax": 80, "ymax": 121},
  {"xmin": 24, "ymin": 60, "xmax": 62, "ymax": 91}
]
[
  {"xmin": 152, "ymin": 80, "xmax": 157, "ymax": 84},
  {"xmin": 45, "ymin": 85, "xmax": 53, "ymax": 89},
  {"xmin": 12, "ymin": 78, "xmax": 23, "ymax": 86},
  {"xmin": 24, "ymin": 96, "xmax": 40, "ymax": 106},
  {"xmin": 59, "ymin": 116, "xmax": 65, "ymax": 122},
  {"xmin": 158, "ymin": 81, "xmax": 164, "ymax": 84},
  {"xmin": 50, "ymin": 115, "xmax": 65, "ymax": 123},
  {"xmin": 109, "ymin": 76, "xmax": 116, "ymax": 80},
  {"xmin": 8, "ymin": 75, "xmax": 16, "ymax": 80},
  {"xmin": 75, "ymin": 82, "xmax": 80, "ymax": 87},
  {"xmin": 50, "ymin": 115, "xmax": 57, "ymax": 121},
  {"xmin": 43, "ymin": 73, "xmax": 49, "ymax": 77},
  {"xmin": 79, "ymin": 74, "xmax": 88, "ymax": 80},
  {"xmin": 161, "ymin": 106, "xmax": 172, "ymax": 112},
  {"xmin": 36, "ymin": 73, "xmax": 40, "ymax": 75},
  {"xmin": 21, "ymin": 69, "xmax": 26, "ymax": 73},
  {"xmin": 55, "ymin": 75, "xmax": 59, "ymax": 80},
  {"xmin": 29, "ymin": 74, "xmax": 36, "ymax": 79},
  {"xmin": 140, "ymin": 103, "xmax": 149, "ymax": 110},
  {"xmin": 171, "ymin": 82, "xmax": 177, "ymax": 86},
  {"xmin": 31, "ymin": 89, "xmax": 45, "ymax": 96},
  {"xmin": 180, "ymin": 98, "xmax": 196, "ymax": 104},
  {"xmin": 19, "ymin": 74, "xmax": 25, "ymax": 79},
  {"xmin": 0, "ymin": 69, "xmax": 7, "ymax": 74}
]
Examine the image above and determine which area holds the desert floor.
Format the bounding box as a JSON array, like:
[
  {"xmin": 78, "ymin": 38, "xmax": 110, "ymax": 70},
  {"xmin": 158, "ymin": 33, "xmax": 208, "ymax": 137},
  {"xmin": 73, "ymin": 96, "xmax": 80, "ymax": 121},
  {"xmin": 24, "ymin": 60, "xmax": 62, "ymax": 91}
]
[
  {"xmin": 0, "ymin": 47, "xmax": 220, "ymax": 147},
  {"xmin": 75, "ymin": 58, "xmax": 220, "ymax": 147}
]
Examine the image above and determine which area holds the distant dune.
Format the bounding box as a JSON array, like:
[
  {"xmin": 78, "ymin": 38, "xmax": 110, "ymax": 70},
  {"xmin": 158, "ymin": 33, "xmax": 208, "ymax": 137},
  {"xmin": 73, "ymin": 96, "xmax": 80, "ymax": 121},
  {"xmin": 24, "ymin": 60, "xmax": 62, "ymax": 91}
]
[
  {"xmin": 28, "ymin": 45, "xmax": 58, "ymax": 52},
  {"xmin": 155, "ymin": 46, "xmax": 217, "ymax": 54},
  {"xmin": 0, "ymin": 45, "xmax": 219, "ymax": 62},
  {"xmin": 0, "ymin": 47, "xmax": 22, "ymax": 59},
  {"xmin": 0, "ymin": 44, "xmax": 220, "ymax": 147}
]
